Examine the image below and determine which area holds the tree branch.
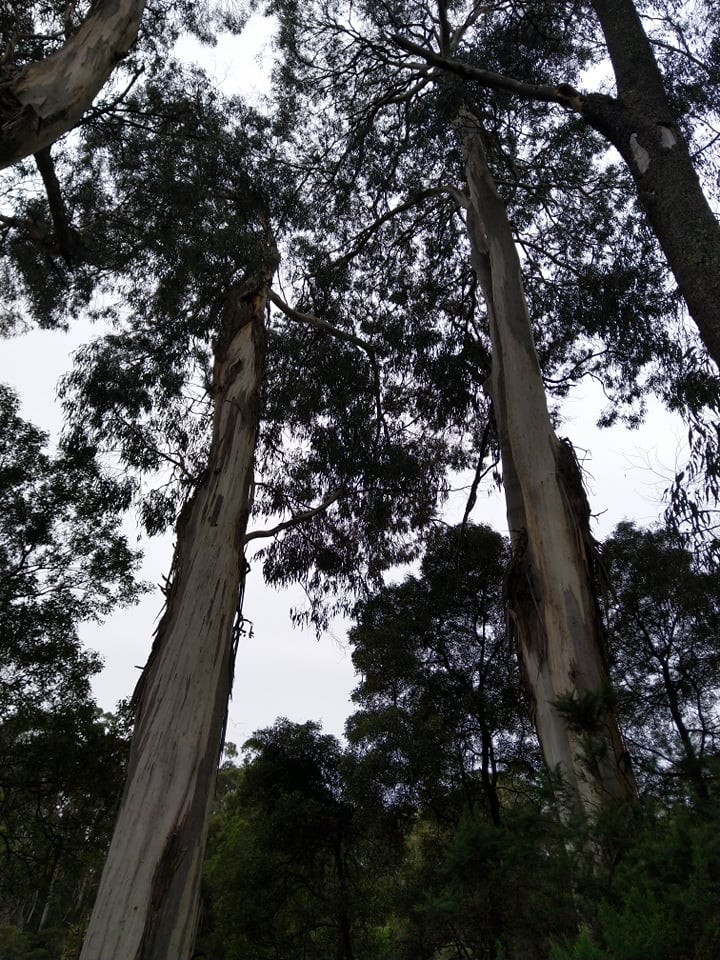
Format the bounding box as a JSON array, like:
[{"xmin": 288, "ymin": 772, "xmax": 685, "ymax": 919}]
[
  {"xmin": 391, "ymin": 34, "xmax": 584, "ymax": 112},
  {"xmin": 268, "ymin": 288, "xmax": 376, "ymax": 358},
  {"xmin": 436, "ymin": 0, "xmax": 452, "ymax": 56},
  {"xmin": 648, "ymin": 36, "xmax": 717, "ymax": 79},
  {"xmin": 33, "ymin": 145, "xmax": 77, "ymax": 267},
  {"xmin": 269, "ymin": 289, "xmax": 386, "ymax": 457},
  {"xmin": 460, "ymin": 419, "xmax": 495, "ymax": 534},
  {"xmin": 243, "ymin": 489, "xmax": 345, "ymax": 545},
  {"xmin": 331, "ymin": 185, "xmax": 465, "ymax": 268},
  {"xmin": 0, "ymin": 0, "xmax": 146, "ymax": 168}
]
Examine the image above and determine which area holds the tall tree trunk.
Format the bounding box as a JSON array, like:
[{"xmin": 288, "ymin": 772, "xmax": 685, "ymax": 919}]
[
  {"xmin": 456, "ymin": 107, "xmax": 636, "ymax": 814},
  {"xmin": 581, "ymin": 0, "xmax": 720, "ymax": 369},
  {"xmin": 38, "ymin": 855, "xmax": 59, "ymax": 931},
  {"xmin": 0, "ymin": 0, "xmax": 146, "ymax": 169},
  {"xmin": 80, "ymin": 279, "xmax": 268, "ymax": 960}
]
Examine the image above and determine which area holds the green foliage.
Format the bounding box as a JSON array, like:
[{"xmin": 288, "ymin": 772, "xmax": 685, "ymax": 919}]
[
  {"xmin": 550, "ymin": 928, "xmax": 606, "ymax": 960},
  {"xmin": 268, "ymin": 0, "xmax": 708, "ymax": 427},
  {"xmin": 347, "ymin": 523, "xmax": 540, "ymax": 825},
  {"xmin": 552, "ymin": 685, "xmax": 619, "ymax": 736},
  {"xmin": 603, "ymin": 521, "xmax": 720, "ymax": 800},
  {"xmin": 0, "ymin": 707, "xmax": 130, "ymax": 931},
  {"xmin": 199, "ymin": 719, "xmax": 398, "ymax": 960},
  {"xmin": 3, "ymin": 47, "xmax": 477, "ymax": 613},
  {"xmin": 0, "ymin": 924, "xmax": 65, "ymax": 960},
  {"xmin": 0, "ymin": 1, "xmax": 241, "ymax": 334},
  {"xmin": 0, "ymin": 386, "xmax": 135, "ymax": 936},
  {"xmin": 0, "ymin": 383, "xmax": 143, "ymax": 719},
  {"xmin": 390, "ymin": 796, "xmax": 580, "ymax": 960},
  {"xmin": 552, "ymin": 801, "xmax": 720, "ymax": 960}
]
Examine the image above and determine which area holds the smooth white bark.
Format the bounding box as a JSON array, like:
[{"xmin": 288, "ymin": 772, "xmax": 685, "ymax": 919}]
[
  {"xmin": 457, "ymin": 108, "xmax": 635, "ymax": 812},
  {"xmin": 80, "ymin": 283, "xmax": 267, "ymax": 960},
  {"xmin": 0, "ymin": 0, "xmax": 146, "ymax": 168}
]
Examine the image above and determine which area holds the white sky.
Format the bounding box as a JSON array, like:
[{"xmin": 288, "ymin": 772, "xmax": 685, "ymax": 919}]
[{"xmin": 0, "ymin": 16, "xmax": 687, "ymax": 746}]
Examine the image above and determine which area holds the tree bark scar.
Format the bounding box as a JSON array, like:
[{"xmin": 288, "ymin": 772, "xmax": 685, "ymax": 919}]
[
  {"xmin": 208, "ymin": 494, "xmax": 223, "ymax": 527},
  {"xmin": 150, "ymin": 822, "xmax": 186, "ymax": 907},
  {"xmin": 129, "ymin": 489, "xmax": 197, "ymax": 719},
  {"xmin": 215, "ymin": 281, "xmax": 265, "ymax": 361},
  {"xmin": 504, "ymin": 526, "xmax": 546, "ymax": 669},
  {"xmin": 134, "ymin": 819, "xmax": 187, "ymax": 959},
  {"xmin": 555, "ymin": 438, "xmax": 591, "ymax": 528}
]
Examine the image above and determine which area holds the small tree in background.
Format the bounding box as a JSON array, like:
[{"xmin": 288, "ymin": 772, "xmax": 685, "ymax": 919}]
[{"xmin": 604, "ymin": 521, "xmax": 720, "ymax": 802}]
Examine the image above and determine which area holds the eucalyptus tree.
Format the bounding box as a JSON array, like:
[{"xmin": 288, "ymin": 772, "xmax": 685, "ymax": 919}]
[
  {"xmin": 5, "ymin": 47, "xmax": 281, "ymax": 950},
  {"xmin": 0, "ymin": 0, "xmax": 146, "ymax": 168},
  {"xmin": 267, "ymin": 0, "xmax": 697, "ymax": 810},
  {"xmin": 0, "ymin": 13, "xmax": 278, "ymax": 942},
  {"xmin": 603, "ymin": 521, "xmax": 720, "ymax": 802},
  {"xmin": 392, "ymin": 0, "xmax": 720, "ymax": 370},
  {"xmin": 57, "ymin": 77, "xmax": 280, "ymax": 958},
  {"xmin": 392, "ymin": 0, "xmax": 720, "ymax": 544},
  {"xmin": 0, "ymin": 41, "xmax": 486, "ymax": 953}
]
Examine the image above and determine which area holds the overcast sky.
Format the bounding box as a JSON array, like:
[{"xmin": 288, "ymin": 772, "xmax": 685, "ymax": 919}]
[{"xmin": 0, "ymin": 17, "xmax": 687, "ymax": 747}]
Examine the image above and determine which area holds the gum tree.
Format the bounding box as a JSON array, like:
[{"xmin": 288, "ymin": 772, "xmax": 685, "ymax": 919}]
[
  {"xmin": 0, "ymin": 0, "xmax": 146, "ymax": 168},
  {"xmin": 4, "ymin": 53, "xmax": 279, "ymax": 953},
  {"xmin": 2, "ymin": 56, "xmax": 476, "ymax": 954},
  {"xmin": 394, "ymin": 0, "xmax": 720, "ymax": 369},
  {"xmin": 458, "ymin": 104, "xmax": 635, "ymax": 807},
  {"xmin": 266, "ymin": 0, "xmax": 676, "ymax": 811}
]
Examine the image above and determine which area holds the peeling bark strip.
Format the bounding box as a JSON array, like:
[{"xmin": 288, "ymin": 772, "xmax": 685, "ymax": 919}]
[
  {"xmin": 80, "ymin": 281, "xmax": 268, "ymax": 960},
  {"xmin": 0, "ymin": 0, "xmax": 146, "ymax": 169},
  {"xmin": 456, "ymin": 107, "xmax": 636, "ymax": 814}
]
